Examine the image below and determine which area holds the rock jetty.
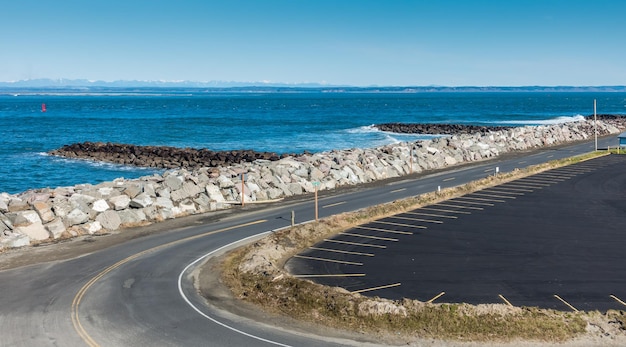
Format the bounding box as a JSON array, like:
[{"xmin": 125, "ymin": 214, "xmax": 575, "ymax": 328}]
[
  {"xmin": 48, "ymin": 142, "xmax": 289, "ymax": 170},
  {"xmin": 375, "ymin": 123, "xmax": 512, "ymax": 135},
  {"xmin": 2, "ymin": 117, "xmax": 625, "ymax": 249}
]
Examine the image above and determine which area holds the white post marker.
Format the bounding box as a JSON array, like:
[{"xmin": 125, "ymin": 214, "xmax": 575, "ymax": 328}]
[
  {"xmin": 495, "ymin": 166, "xmax": 499, "ymax": 177},
  {"xmin": 594, "ymin": 99, "xmax": 598, "ymax": 151},
  {"xmin": 437, "ymin": 185, "xmax": 441, "ymax": 194},
  {"xmin": 313, "ymin": 181, "xmax": 320, "ymax": 221}
]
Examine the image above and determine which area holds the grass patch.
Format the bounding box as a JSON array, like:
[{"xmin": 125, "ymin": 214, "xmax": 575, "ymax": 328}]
[{"xmin": 216, "ymin": 151, "xmax": 622, "ymax": 343}]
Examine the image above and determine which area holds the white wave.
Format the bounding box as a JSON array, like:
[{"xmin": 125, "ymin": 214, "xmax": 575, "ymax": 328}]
[
  {"xmin": 346, "ymin": 125, "xmax": 380, "ymax": 134},
  {"xmin": 495, "ymin": 115, "xmax": 586, "ymax": 125}
]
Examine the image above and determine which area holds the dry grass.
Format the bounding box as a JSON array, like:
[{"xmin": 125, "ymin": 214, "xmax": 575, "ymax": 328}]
[{"xmin": 216, "ymin": 151, "xmax": 624, "ymax": 343}]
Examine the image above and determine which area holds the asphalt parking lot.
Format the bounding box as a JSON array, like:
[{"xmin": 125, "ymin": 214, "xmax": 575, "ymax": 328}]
[{"xmin": 285, "ymin": 154, "xmax": 626, "ymax": 312}]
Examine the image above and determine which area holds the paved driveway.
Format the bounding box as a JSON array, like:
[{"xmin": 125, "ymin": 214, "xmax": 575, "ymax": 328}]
[{"xmin": 286, "ymin": 154, "xmax": 626, "ymax": 311}]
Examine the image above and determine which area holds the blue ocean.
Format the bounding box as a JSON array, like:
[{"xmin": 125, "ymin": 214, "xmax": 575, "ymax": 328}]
[{"xmin": 1, "ymin": 90, "xmax": 625, "ymax": 194}]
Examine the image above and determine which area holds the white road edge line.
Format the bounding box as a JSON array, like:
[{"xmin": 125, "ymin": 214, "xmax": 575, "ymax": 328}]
[{"xmin": 178, "ymin": 229, "xmax": 293, "ymax": 347}]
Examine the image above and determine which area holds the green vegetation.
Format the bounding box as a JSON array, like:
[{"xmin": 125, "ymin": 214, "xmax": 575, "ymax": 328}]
[{"xmin": 217, "ymin": 151, "xmax": 621, "ymax": 343}]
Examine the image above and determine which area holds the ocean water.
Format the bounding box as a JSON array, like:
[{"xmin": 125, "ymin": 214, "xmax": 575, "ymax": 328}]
[{"xmin": 1, "ymin": 91, "xmax": 625, "ymax": 194}]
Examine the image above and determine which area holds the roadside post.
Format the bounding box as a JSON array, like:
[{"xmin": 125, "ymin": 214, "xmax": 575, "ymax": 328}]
[
  {"xmin": 240, "ymin": 173, "xmax": 248, "ymax": 206},
  {"xmin": 313, "ymin": 181, "xmax": 320, "ymax": 221},
  {"xmin": 594, "ymin": 99, "xmax": 598, "ymax": 151}
]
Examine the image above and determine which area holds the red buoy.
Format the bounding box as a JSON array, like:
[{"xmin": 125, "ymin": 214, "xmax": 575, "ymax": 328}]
[{"xmin": 41, "ymin": 103, "xmax": 47, "ymax": 112}]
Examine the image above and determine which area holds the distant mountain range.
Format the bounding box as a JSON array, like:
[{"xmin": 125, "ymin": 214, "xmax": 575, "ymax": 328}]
[{"xmin": 1, "ymin": 79, "xmax": 625, "ymax": 93}]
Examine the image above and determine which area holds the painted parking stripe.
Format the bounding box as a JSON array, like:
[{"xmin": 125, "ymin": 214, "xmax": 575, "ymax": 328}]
[
  {"xmin": 293, "ymin": 254, "xmax": 363, "ymax": 266},
  {"xmin": 426, "ymin": 291, "xmax": 445, "ymax": 303},
  {"xmin": 449, "ymin": 198, "xmax": 494, "ymax": 206},
  {"xmin": 309, "ymin": 247, "xmax": 375, "ymax": 257},
  {"xmin": 498, "ymin": 294, "xmax": 513, "ymax": 306},
  {"xmin": 390, "ymin": 215, "xmax": 443, "ymax": 224},
  {"xmin": 421, "ymin": 207, "xmax": 471, "ymax": 214},
  {"xmin": 390, "ymin": 188, "xmax": 407, "ymax": 193},
  {"xmin": 492, "ymin": 186, "xmax": 533, "ymax": 193},
  {"xmin": 503, "ymin": 183, "xmax": 545, "ymax": 189},
  {"xmin": 355, "ymin": 225, "xmax": 413, "ymax": 235},
  {"xmin": 351, "ymin": 282, "xmax": 402, "ymax": 294},
  {"xmin": 341, "ymin": 232, "xmax": 399, "ymax": 242},
  {"xmin": 483, "ymin": 188, "xmax": 525, "ymax": 196},
  {"xmin": 293, "ymin": 273, "xmax": 366, "ymax": 278},
  {"xmin": 514, "ymin": 179, "xmax": 554, "ymax": 186},
  {"xmin": 324, "ymin": 239, "xmax": 387, "ymax": 249},
  {"xmin": 553, "ymin": 294, "xmax": 579, "ymax": 312},
  {"xmin": 471, "ymin": 192, "xmax": 516, "ymax": 200},
  {"xmin": 443, "ymin": 177, "xmax": 455, "ymax": 182},
  {"xmin": 535, "ymin": 174, "xmax": 568, "ymax": 180},
  {"xmin": 610, "ymin": 294, "xmax": 626, "ymax": 308},
  {"xmin": 404, "ymin": 211, "xmax": 458, "ymax": 219},
  {"xmin": 374, "ymin": 220, "xmax": 428, "ymax": 229},
  {"xmin": 458, "ymin": 196, "xmax": 506, "ymax": 203},
  {"xmin": 434, "ymin": 203, "xmax": 483, "ymax": 210}
]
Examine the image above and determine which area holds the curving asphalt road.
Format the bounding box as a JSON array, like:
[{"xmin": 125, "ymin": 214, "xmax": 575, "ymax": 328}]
[{"xmin": 0, "ymin": 136, "xmax": 621, "ymax": 347}]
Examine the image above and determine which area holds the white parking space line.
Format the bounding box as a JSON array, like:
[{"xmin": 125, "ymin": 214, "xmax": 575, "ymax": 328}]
[
  {"xmin": 294, "ymin": 254, "xmax": 363, "ymax": 266},
  {"xmin": 309, "ymin": 247, "xmax": 375, "ymax": 257},
  {"xmin": 483, "ymin": 188, "xmax": 525, "ymax": 196},
  {"xmin": 293, "ymin": 273, "xmax": 366, "ymax": 278},
  {"xmin": 351, "ymin": 282, "xmax": 402, "ymax": 294},
  {"xmin": 471, "ymin": 192, "xmax": 516, "ymax": 200},
  {"xmin": 433, "ymin": 203, "xmax": 483, "ymax": 210},
  {"xmin": 324, "ymin": 239, "xmax": 387, "ymax": 249},
  {"xmin": 374, "ymin": 220, "xmax": 428, "ymax": 229},
  {"xmin": 404, "ymin": 211, "xmax": 458, "ymax": 219},
  {"xmin": 458, "ymin": 196, "xmax": 506, "ymax": 203},
  {"xmin": 553, "ymin": 294, "xmax": 579, "ymax": 312},
  {"xmin": 341, "ymin": 232, "xmax": 399, "ymax": 242},
  {"xmin": 390, "ymin": 215, "xmax": 443, "ymax": 224},
  {"xmin": 449, "ymin": 198, "xmax": 494, "ymax": 206},
  {"xmin": 420, "ymin": 207, "xmax": 471, "ymax": 214},
  {"xmin": 355, "ymin": 225, "xmax": 413, "ymax": 235},
  {"xmin": 323, "ymin": 201, "xmax": 347, "ymax": 208}
]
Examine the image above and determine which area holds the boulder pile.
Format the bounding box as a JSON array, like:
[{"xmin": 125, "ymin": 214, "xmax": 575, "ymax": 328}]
[
  {"xmin": 2, "ymin": 118, "xmax": 625, "ymax": 249},
  {"xmin": 48, "ymin": 142, "xmax": 289, "ymax": 170},
  {"xmin": 375, "ymin": 123, "xmax": 512, "ymax": 135}
]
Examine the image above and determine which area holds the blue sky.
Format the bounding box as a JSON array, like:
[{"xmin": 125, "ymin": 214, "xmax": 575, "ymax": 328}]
[{"xmin": 1, "ymin": 0, "xmax": 625, "ymax": 86}]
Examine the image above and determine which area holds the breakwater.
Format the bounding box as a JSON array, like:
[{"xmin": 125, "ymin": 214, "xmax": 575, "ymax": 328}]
[{"xmin": 2, "ymin": 118, "xmax": 625, "ymax": 249}]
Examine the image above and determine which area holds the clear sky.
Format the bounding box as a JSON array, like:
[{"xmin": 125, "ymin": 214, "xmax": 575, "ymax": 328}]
[{"xmin": 1, "ymin": 0, "xmax": 625, "ymax": 86}]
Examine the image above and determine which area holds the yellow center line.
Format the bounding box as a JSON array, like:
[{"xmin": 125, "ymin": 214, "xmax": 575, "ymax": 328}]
[
  {"xmin": 373, "ymin": 220, "xmax": 428, "ymax": 229},
  {"xmin": 351, "ymin": 282, "xmax": 401, "ymax": 294},
  {"xmin": 324, "ymin": 239, "xmax": 387, "ymax": 249},
  {"xmin": 71, "ymin": 219, "xmax": 268, "ymax": 347},
  {"xmin": 293, "ymin": 254, "xmax": 363, "ymax": 266},
  {"xmin": 443, "ymin": 177, "xmax": 455, "ymax": 182},
  {"xmin": 354, "ymin": 226, "xmax": 413, "ymax": 235},
  {"xmin": 426, "ymin": 291, "xmax": 446, "ymax": 303},
  {"xmin": 420, "ymin": 207, "xmax": 471, "ymax": 214},
  {"xmin": 553, "ymin": 294, "xmax": 579, "ymax": 312},
  {"xmin": 404, "ymin": 211, "xmax": 458, "ymax": 219},
  {"xmin": 341, "ymin": 232, "xmax": 399, "ymax": 242},
  {"xmin": 390, "ymin": 215, "xmax": 443, "ymax": 224},
  {"xmin": 471, "ymin": 193, "xmax": 516, "ymax": 200},
  {"xmin": 293, "ymin": 273, "xmax": 366, "ymax": 278},
  {"xmin": 610, "ymin": 294, "xmax": 626, "ymax": 308},
  {"xmin": 435, "ymin": 203, "xmax": 483, "ymax": 210},
  {"xmin": 323, "ymin": 201, "xmax": 347, "ymax": 208},
  {"xmin": 390, "ymin": 188, "xmax": 407, "ymax": 193},
  {"xmin": 310, "ymin": 247, "xmax": 375, "ymax": 257}
]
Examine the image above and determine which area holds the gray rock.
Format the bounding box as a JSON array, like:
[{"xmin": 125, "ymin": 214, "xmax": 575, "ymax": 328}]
[
  {"xmin": 205, "ymin": 184, "xmax": 225, "ymax": 202},
  {"xmin": 91, "ymin": 199, "xmax": 110, "ymax": 213},
  {"xmin": 130, "ymin": 193, "xmax": 153, "ymax": 208},
  {"xmin": 45, "ymin": 218, "xmax": 66, "ymax": 239},
  {"xmin": 170, "ymin": 182, "xmax": 203, "ymax": 202},
  {"xmin": 32, "ymin": 201, "xmax": 55, "ymax": 223},
  {"xmin": 164, "ymin": 175, "xmax": 183, "ymax": 190},
  {"xmin": 109, "ymin": 195, "xmax": 131, "ymax": 210},
  {"xmin": 118, "ymin": 209, "xmax": 147, "ymax": 226},
  {"xmin": 96, "ymin": 210, "xmax": 122, "ymax": 230},
  {"xmin": 1, "ymin": 233, "xmax": 31, "ymax": 248},
  {"xmin": 66, "ymin": 208, "xmax": 89, "ymax": 226},
  {"xmin": 123, "ymin": 184, "xmax": 142, "ymax": 198}
]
